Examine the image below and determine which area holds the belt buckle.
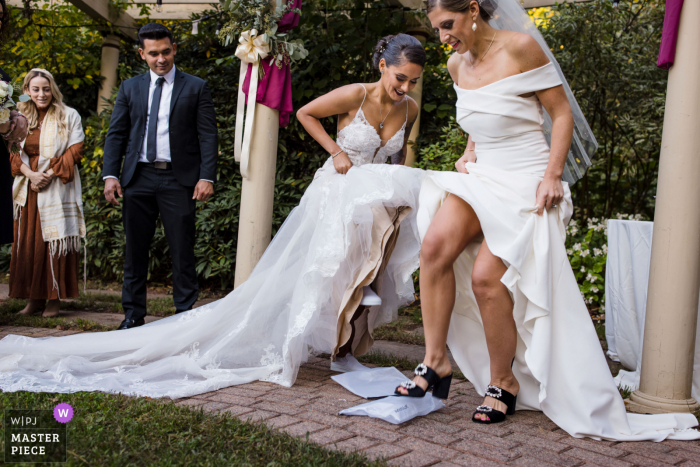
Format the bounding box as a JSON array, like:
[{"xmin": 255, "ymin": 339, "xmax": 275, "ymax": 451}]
[{"xmin": 154, "ymin": 161, "xmax": 168, "ymax": 170}]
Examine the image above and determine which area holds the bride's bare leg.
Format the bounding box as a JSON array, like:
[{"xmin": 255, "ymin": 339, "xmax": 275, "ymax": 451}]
[
  {"xmin": 397, "ymin": 195, "xmax": 482, "ymax": 394},
  {"xmin": 472, "ymin": 241, "xmax": 519, "ymax": 420}
]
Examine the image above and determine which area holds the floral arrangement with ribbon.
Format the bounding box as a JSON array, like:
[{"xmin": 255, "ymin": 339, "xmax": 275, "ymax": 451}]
[
  {"xmin": 218, "ymin": 0, "xmax": 308, "ymax": 68},
  {"xmin": 218, "ymin": 0, "xmax": 308, "ymax": 178},
  {"xmin": 231, "ymin": 29, "xmax": 268, "ymax": 178}
]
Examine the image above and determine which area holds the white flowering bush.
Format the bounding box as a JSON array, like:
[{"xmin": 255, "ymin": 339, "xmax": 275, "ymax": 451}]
[{"xmin": 565, "ymin": 214, "xmax": 643, "ymax": 316}]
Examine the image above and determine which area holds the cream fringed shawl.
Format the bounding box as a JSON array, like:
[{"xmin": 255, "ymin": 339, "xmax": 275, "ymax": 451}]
[{"xmin": 11, "ymin": 106, "xmax": 86, "ymax": 267}]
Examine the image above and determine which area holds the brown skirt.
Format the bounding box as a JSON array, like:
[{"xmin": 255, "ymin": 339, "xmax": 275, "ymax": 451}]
[
  {"xmin": 9, "ymin": 188, "xmax": 79, "ymax": 300},
  {"xmin": 333, "ymin": 205, "xmax": 411, "ymax": 358}
]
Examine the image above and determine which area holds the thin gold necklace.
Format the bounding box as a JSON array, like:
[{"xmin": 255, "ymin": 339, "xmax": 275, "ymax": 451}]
[{"xmin": 469, "ymin": 32, "xmax": 497, "ymax": 69}]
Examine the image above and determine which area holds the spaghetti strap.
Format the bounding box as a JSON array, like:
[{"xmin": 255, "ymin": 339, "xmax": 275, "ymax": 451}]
[
  {"xmin": 338, "ymin": 84, "xmax": 368, "ymax": 136},
  {"xmin": 357, "ymin": 83, "xmax": 368, "ymax": 109},
  {"xmin": 404, "ymin": 97, "xmax": 408, "ymax": 125}
]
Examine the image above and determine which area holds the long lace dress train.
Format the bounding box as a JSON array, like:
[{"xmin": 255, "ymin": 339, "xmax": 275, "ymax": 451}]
[{"xmin": 0, "ymin": 84, "xmax": 424, "ymax": 399}]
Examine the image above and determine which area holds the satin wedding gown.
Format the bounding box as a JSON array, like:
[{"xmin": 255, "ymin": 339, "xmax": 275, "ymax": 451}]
[
  {"xmin": 0, "ymin": 85, "xmax": 424, "ymax": 399},
  {"xmin": 417, "ymin": 62, "xmax": 700, "ymax": 441}
]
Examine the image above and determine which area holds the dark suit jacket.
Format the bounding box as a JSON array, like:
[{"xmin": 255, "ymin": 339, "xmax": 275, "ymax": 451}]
[{"xmin": 102, "ymin": 68, "xmax": 218, "ymax": 188}]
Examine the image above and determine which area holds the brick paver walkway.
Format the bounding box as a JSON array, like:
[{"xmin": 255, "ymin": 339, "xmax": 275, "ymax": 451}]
[{"xmin": 2, "ymin": 326, "xmax": 700, "ymax": 466}]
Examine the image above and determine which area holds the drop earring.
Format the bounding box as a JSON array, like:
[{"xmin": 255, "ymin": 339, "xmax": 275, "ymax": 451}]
[{"xmin": 472, "ymin": 22, "xmax": 477, "ymax": 31}]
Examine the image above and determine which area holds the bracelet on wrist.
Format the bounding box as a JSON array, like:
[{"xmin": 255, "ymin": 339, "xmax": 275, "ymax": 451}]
[
  {"xmin": 1, "ymin": 113, "xmax": 26, "ymax": 139},
  {"xmin": 1, "ymin": 123, "xmax": 14, "ymax": 139},
  {"xmin": 331, "ymin": 149, "xmax": 344, "ymax": 158}
]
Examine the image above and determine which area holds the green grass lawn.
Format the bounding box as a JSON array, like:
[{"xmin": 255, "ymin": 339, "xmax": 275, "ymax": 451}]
[
  {"xmin": 0, "ymin": 305, "xmax": 112, "ymax": 331},
  {"xmin": 0, "ymin": 392, "xmax": 383, "ymax": 466},
  {"xmin": 372, "ymin": 303, "xmax": 425, "ymax": 346},
  {"xmin": 59, "ymin": 293, "xmax": 179, "ymax": 317},
  {"xmin": 0, "ymin": 295, "xmax": 430, "ymax": 350},
  {"xmin": 0, "ymin": 294, "xmax": 180, "ymax": 332}
]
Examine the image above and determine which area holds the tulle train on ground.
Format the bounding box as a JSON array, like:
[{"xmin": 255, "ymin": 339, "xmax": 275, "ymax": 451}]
[{"xmin": 0, "ymin": 163, "xmax": 423, "ymax": 399}]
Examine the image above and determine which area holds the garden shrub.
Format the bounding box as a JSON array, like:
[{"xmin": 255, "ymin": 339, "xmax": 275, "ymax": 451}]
[
  {"xmin": 0, "ymin": 1, "xmax": 663, "ymax": 306},
  {"xmin": 565, "ymin": 213, "xmax": 643, "ymax": 317}
]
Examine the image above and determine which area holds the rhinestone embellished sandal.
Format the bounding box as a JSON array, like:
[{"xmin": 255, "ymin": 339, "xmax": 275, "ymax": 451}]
[
  {"xmin": 472, "ymin": 384, "xmax": 517, "ymax": 424},
  {"xmin": 395, "ymin": 363, "xmax": 453, "ymax": 399}
]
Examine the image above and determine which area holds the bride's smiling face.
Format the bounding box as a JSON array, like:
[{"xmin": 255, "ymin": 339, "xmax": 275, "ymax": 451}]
[
  {"xmin": 378, "ymin": 60, "xmax": 423, "ymax": 101},
  {"xmin": 428, "ymin": 5, "xmax": 477, "ymax": 54}
]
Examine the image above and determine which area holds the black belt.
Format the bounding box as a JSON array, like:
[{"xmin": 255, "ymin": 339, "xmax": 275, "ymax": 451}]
[{"xmin": 139, "ymin": 161, "xmax": 172, "ymax": 170}]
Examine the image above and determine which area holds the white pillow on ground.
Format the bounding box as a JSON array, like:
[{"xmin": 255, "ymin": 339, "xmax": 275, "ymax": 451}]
[
  {"xmin": 339, "ymin": 394, "xmax": 445, "ymax": 424},
  {"xmin": 331, "ymin": 366, "xmax": 408, "ymax": 399}
]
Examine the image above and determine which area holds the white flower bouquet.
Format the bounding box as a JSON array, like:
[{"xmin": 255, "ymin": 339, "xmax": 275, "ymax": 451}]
[
  {"xmin": 0, "ymin": 80, "xmax": 30, "ymax": 154},
  {"xmin": 0, "ymin": 80, "xmax": 29, "ymax": 125}
]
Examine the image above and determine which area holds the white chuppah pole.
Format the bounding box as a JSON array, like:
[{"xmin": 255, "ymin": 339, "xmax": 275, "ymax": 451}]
[
  {"xmin": 234, "ymin": 104, "xmax": 280, "ymax": 288},
  {"xmin": 97, "ymin": 35, "xmax": 120, "ymax": 113},
  {"xmin": 232, "ymin": 30, "xmax": 281, "ymax": 287},
  {"xmin": 628, "ymin": 1, "xmax": 700, "ymax": 417}
]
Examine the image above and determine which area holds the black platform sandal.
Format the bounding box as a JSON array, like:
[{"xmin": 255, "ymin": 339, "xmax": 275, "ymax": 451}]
[
  {"xmin": 471, "ymin": 385, "xmax": 517, "ymax": 424},
  {"xmin": 394, "ymin": 363, "xmax": 453, "ymax": 399}
]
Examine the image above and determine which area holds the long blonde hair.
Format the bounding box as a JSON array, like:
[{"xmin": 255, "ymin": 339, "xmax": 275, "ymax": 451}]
[{"xmin": 18, "ymin": 69, "xmax": 68, "ymax": 137}]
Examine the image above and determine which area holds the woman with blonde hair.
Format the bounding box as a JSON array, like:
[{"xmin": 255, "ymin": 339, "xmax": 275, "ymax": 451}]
[{"xmin": 10, "ymin": 68, "xmax": 85, "ymax": 317}]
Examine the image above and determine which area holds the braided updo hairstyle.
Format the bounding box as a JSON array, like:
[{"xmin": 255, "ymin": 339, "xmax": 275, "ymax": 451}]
[
  {"xmin": 426, "ymin": 0, "xmax": 497, "ymax": 21},
  {"xmin": 372, "ymin": 34, "xmax": 426, "ymax": 70}
]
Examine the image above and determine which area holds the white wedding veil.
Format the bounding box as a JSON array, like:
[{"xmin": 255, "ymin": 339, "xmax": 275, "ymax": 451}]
[{"xmin": 480, "ymin": 0, "xmax": 597, "ymax": 184}]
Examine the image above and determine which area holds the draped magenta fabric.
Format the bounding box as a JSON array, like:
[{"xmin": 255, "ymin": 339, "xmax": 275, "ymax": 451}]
[
  {"xmin": 657, "ymin": 0, "xmax": 684, "ymax": 70},
  {"xmin": 242, "ymin": 0, "xmax": 302, "ymax": 128}
]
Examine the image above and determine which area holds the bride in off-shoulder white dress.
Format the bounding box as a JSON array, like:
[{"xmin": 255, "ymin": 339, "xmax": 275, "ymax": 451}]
[{"xmin": 414, "ymin": 0, "xmax": 700, "ymax": 441}]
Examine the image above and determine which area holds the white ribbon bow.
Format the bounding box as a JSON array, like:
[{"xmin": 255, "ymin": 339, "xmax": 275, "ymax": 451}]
[{"xmin": 234, "ymin": 29, "xmax": 270, "ymax": 179}]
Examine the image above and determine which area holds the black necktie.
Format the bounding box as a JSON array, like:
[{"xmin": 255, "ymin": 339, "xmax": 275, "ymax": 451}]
[{"xmin": 146, "ymin": 77, "xmax": 165, "ymax": 163}]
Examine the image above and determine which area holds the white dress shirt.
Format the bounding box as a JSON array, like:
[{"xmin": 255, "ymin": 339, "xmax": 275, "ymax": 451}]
[
  {"xmin": 140, "ymin": 65, "xmax": 175, "ymax": 163},
  {"xmin": 104, "ymin": 65, "xmax": 212, "ymax": 183}
]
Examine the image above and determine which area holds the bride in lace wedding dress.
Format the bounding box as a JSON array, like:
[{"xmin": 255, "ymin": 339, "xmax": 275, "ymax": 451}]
[{"xmin": 0, "ymin": 35, "xmax": 426, "ymax": 398}]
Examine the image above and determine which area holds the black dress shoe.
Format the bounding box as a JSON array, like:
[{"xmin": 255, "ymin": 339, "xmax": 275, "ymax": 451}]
[{"xmin": 117, "ymin": 318, "xmax": 145, "ymax": 330}]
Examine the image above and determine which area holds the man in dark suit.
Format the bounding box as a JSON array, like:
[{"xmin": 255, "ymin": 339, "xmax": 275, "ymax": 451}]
[{"xmin": 103, "ymin": 23, "xmax": 218, "ymax": 329}]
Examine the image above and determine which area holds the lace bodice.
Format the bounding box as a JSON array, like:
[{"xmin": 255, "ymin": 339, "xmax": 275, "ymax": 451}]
[{"xmin": 336, "ymin": 84, "xmax": 407, "ymax": 166}]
